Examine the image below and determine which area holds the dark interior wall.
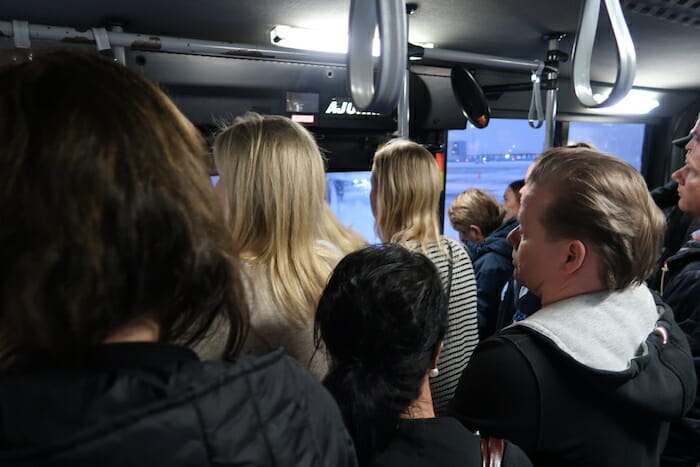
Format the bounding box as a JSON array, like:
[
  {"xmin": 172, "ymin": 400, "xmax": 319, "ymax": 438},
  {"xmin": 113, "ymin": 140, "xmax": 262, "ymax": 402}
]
[
  {"xmin": 129, "ymin": 51, "xmax": 467, "ymax": 171},
  {"xmin": 2, "ymin": 40, "xmax": 696, "ymax": 180}
]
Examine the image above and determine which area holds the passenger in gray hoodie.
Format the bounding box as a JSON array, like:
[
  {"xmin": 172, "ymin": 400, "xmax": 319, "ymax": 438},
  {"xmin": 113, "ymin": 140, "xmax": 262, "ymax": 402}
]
[{"xmin": 450, "ymin": 146, "xmax": 696, "ymax": 467}]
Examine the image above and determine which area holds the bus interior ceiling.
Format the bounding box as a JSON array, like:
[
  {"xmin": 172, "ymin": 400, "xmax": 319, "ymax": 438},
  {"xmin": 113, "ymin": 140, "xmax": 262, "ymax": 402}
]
[{"xmin": 1, "ymin": 0, "xmax": 700, "ymax": 183}]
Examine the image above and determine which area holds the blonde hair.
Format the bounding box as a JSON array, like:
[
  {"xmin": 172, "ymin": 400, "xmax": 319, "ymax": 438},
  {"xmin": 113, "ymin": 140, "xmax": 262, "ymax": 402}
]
[
  {"xmin": 448, "ymin": 188, "xmax": 505, "ymax": 238},
  {"xmin": 372, "ymin": 139, "xmax": 442, "ymax": 253},
  {"xmin": 215, "ymin": 113, "xmax": 342, "ymax": 323},
  {"xmin": 528, "ymin": 146, "xmax": 665, "ymax": 289}
]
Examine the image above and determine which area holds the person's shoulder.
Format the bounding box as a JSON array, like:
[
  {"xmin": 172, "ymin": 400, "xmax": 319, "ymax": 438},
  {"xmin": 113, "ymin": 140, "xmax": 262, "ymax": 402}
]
[
  {"xmin": 371, "ymin": 417, "xmax": 481, "ymax": 467},
  {"xmin": 457, "ymin": 329, "xmax": 547, "ymax": 397},
  {"xmin": 441, "ymin": 236, "xmax": 472, "ymax": 263},
  {"xmin": 471, "ymin": 329, "xmax": 538, "ymax": 364},
  {"xmin": 315, "ymin": 238, "xmax": 345, "ymax": 260},
  {"xmin": 201, "ymin": 350, "xmax": 357, "ymax": 466},
  {"xmin": 665, "ymin": 242, "xmax": 700, "ymax": 304},
  {"xmin": 216, "ymin": 349, "xmax": 332, "ymax": 402}
]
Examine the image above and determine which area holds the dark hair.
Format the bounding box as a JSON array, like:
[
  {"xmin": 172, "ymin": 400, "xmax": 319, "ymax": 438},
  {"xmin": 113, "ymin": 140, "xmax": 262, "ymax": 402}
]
[
  {"xmin": 0, "ymin": 50, "xmax": 248, "ymax": 370},
  {"xmin": 508, "ymin": 179, "xmax": 525, "ymax": 203},
  {"xmin": 315, "ymin": 244, "xmax": 447, "ymax": 465}
]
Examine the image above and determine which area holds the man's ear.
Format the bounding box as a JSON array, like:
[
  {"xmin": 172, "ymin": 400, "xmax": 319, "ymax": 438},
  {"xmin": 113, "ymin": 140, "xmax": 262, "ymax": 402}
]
[{"xmin": 562, "ymin": 239, "xmax": 586, "ymax": 274}]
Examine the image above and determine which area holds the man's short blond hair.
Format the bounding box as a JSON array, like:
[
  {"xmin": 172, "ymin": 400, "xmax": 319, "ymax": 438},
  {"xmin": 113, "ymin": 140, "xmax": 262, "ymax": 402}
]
[
  {"xmin": 528, "ymin": 147, "xmax": 664, "ymax": 290},
  {"xmin": 448, "ymin": 188, "xmax": 505, "ymax": 238}
]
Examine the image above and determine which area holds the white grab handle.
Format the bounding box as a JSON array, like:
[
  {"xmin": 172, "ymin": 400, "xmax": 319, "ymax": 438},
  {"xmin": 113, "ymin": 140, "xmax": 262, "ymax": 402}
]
[
  {"xmin": 348, "ymin": 0, "xmax": 407, "ymax": 114},
  {"xmin": 572, "ymin": 0, "xmax": 636, "ymax": 108}
]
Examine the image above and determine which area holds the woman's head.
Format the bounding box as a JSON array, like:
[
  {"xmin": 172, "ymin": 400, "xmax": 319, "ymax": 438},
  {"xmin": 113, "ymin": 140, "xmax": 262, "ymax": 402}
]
[
  {"xmin": 214, "ymin": 113, "xmax": 342, "ymax": 324},
  {"xmin": 316, "ymin": 244, "xmax": 447, "ymax": 464},
  {"xmin": 370, "ymin": 140, "xmax": 442, "ymax": 244},
  {"xmin": 503, "ymin": 179, "xmax": 525, "ymax": 219},
  {"xmin": 0, "ymin": 50, "xmax": 247, "ymax": 370},
  {"xmin": 214, "ymin": 113, "xmax": 327, "ymax": 257}
]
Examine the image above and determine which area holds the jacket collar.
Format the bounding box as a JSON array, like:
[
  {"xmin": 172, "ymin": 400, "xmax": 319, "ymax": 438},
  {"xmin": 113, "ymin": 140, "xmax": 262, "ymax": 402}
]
[{"xmin": 86, "ymin": 342, "xmax": 199, "ymax": 372}]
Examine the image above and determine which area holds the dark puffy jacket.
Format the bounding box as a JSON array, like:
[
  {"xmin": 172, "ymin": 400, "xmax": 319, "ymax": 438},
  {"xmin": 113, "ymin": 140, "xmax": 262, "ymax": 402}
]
[
  {"xmin": 661, "ymin": 240, "xmax": 700, "ymax": 466},
  {"xmin": 0, "ymin": 343, "xmax": 358, "ymax": 467},
  {"xmin": 464, "ymin": 216, "xmax": 518, "ymax": 339}
]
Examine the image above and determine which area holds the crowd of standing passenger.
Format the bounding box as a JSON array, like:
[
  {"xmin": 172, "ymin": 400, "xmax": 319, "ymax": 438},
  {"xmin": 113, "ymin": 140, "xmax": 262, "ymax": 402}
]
[{"xmin": 0, "ymin": 49, "xmax": 696, "ymax": 467}]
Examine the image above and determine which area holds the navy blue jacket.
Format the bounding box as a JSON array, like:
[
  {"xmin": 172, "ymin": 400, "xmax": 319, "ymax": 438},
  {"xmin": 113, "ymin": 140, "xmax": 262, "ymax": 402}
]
[
  {"xmin": 661, "ymin": 240, "xmax": 700, "ymax": 466},
  {"xmin": 464, "ymin": 216, "xmax": 518, "ymax": 339}
]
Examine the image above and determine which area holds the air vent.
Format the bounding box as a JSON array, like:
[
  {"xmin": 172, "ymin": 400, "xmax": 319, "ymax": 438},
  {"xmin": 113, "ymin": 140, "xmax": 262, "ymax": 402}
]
[{"xmin": 623, "ymin": 0, "xmax": 700, "ymax": 27}]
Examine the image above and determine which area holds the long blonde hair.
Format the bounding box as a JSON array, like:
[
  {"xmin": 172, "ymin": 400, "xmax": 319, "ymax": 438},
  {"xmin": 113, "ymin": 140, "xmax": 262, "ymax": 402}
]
[
  {"xmin": 320, "ymin": 203, "xmax": 367, "ymax": 254},
  {"xmin": 215, "ymin": 113, "xmax": 341, "ymax": 323},
  {"xmin": 371, "ymin": 139, "xmax": 443, "ymax": 253}
]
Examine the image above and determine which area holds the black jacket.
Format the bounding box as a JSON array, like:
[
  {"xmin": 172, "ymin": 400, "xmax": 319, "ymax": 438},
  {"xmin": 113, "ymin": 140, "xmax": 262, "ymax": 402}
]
[
  {"xmin": 450, "ymin": 287, "xmax": 696, "ymax": 467},
  {"xmin": 661, "ymin": 240, "xmax": 700, "ymax": 466},
  {"xmin": 370, "ymin": 417, "xmax": 532, "ymax": 467},
  {"xmin": 0, "ymin": 343, "xmax": 358, "ymax": 467}
]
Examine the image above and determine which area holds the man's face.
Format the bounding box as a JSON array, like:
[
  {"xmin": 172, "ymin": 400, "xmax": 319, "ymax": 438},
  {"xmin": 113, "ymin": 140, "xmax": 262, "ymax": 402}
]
[
  {"xmin": 672, "ymin": 120, "xmax": 700, "ymax": 216},
  {"xmin": 507, "ymin": 187, "xmax": 568, "ymax": 303}
]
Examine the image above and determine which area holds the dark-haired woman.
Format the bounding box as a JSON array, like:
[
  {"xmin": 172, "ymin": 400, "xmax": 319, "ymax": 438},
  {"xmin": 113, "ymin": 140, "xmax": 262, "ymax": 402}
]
[
  {"xmin": 503, "ymin": 179, "xmax": 525, "ymax": 221},
  {"xmin": 0, "ymin": 50, "xmax": 355, "ymax": 466},
  {"xmin": 316, "ymin": 244, "xmax": 532, "ymax": 467}
]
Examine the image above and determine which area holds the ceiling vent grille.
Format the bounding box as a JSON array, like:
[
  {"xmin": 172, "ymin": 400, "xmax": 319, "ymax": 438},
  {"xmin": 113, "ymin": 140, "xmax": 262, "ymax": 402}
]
[{"xmin": 622, "ymin": 0, "xmax": 700, "ymax": 27}]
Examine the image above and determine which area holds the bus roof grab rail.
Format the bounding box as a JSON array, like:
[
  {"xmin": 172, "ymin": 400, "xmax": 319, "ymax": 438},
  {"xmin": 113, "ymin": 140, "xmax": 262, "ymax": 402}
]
[
  {"xmin": 528, "ymin": 61, "xmax": 545, "ymax": 128},
  {"xmin": 347, "ymin": 0, "xmax": 407, "ymax": 114},
  {"xmin": 572, "ymin": 0, "xmax": 636, "ymax": 108}
]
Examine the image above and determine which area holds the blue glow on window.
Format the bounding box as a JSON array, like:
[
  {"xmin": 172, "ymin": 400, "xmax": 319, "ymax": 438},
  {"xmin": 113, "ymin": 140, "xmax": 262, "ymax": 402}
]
[
  {"xmin": 326, "ymin": 171, "xmax": 378, "ymax": 244},
  {"xmin": 444, "ymin": 119, "xmax": 544, "ymax": 240},
  {"xmin": 567, "ymin": 121, "xmax": 645, "ymax": 171}
]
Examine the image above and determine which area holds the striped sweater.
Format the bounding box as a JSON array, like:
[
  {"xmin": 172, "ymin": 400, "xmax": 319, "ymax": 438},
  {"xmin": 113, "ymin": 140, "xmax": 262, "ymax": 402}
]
[{"xmin": 405, "ymin": 236, "xmax": 479, "ymax": 415}]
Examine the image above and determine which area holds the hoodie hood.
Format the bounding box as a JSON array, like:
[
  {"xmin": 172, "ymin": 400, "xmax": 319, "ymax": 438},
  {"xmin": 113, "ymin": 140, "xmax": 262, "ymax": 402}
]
[
  {"xmin": 513, "ymin": 284, "xmax": 697, "ymax": 420},
  {"xmin": 667, "ymin": 239, "xmax": 700, "ymax": 267},
  {"xmin": 465, "ymin": 216, "xmax": 518, "ymax": 262}
]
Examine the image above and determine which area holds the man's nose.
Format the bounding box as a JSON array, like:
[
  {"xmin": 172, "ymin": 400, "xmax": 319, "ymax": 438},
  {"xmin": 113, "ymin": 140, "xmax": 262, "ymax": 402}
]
[{"xmin": 672, "ymin": 166, "xmax": 685, "ymax": 185}]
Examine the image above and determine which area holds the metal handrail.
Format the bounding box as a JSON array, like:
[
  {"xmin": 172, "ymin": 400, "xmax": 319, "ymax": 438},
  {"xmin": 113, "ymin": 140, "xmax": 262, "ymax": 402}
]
[
  {"xmin": 572, "ymin": 0, "xmax": 636, "ymax": 108},
  {"xmin": 528, "ymin": 61, "xmax": 545, "ymax": 129},
  {"xmin": 421, "ymin": 47, "xmax": 550, "ymax": 73},
  {"xmin": 0, "ymin": 20, "xmax": 348, "ymax": 66},
  {"xmin": 347, "ymin": 0, "xmax": 407, "ymax": 114}
]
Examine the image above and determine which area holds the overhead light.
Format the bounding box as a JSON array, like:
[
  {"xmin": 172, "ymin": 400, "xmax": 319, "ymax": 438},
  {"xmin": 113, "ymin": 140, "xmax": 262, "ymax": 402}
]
[
  {"xmin": 591, "ymin": 88, "xmax": 660, "ymax": 115},
  {"xmin": 270, "ymin": 24, "xmax": 380, "ymax": 55}
]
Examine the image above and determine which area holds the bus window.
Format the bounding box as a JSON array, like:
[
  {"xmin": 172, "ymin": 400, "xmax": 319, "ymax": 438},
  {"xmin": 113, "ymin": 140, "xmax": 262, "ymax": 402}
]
[
  {"xmin": 444, "ymin": 119, "xmax": 544, "ymax": 240},
  {"xmin": 567, "ymin": 121, "xmax": 645, "ymax": 171},
  {"xmin": 326, "ymin": 171, "xmax": 378, "ymax": 244}
]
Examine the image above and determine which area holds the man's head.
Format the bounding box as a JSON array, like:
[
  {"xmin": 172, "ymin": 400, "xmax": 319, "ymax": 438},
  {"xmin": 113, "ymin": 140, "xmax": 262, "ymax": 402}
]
[
  {"xmin": 507, "ymin": 147, "xmax": 664, "ymax": 305},
  {"xmin": 448, "ymin": 188, "xmax": 505, "ymax": 242},
  {"xmin": 672, "ymin": 115, "xmax": 700, "ymax": 216}
]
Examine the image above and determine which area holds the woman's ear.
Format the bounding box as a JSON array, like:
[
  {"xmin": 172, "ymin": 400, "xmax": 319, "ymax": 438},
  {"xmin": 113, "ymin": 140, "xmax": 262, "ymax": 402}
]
[{"xmin": 434, "ymin": 342, "xmax": 444, "ymax": 367}]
